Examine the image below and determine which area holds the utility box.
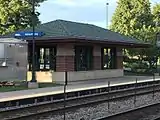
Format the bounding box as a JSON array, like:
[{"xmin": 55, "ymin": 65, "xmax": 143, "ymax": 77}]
[{"xmin": 0, "ymin": 38, "xmax": 28, "ymax": 81}]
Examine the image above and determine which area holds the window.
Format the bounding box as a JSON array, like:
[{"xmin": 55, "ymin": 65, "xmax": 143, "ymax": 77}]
[
  {"xmin": 101, "ymin": 48, "xmax": 116, "ymax": 69},
  {"xmin": 75, "ymin": 46, "xmax": 93, "ymax": 71},
  {"xmin": 28, "ymin": 47, "xmax": 56, "ymax": 71},
  {"xmin": 39, "ymin": 48, "xmax": 50, "ymax": 70}
]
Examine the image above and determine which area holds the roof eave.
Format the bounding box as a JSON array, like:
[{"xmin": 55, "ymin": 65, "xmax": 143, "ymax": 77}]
[{"xmin": 25, "ymin": 36, "xmax": 151, "ymax": 48}]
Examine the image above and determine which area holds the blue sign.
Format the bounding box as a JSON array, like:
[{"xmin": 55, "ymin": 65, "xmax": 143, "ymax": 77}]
[{"xmin": 14, "ymin": 32, "xmax": 44, "ymax": 38}]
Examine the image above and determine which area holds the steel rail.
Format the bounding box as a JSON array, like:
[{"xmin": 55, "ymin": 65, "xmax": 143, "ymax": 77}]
[
  {"xmin": 97, "ymin": 103, "xmax": 160, "ymax": 120},
  {"xmin": 1, "ymin": 84, "xmax": 160, "ymax": 120}
]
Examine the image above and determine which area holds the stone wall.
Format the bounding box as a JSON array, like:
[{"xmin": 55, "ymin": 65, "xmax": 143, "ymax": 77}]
[{"xmin": 53, "ymin": 69, "xmax": 124, "ymax": 84}]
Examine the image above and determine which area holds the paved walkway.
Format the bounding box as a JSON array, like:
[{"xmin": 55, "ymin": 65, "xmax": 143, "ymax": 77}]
[{"xmin": 0, "ymin": 76, "xmax": 160, "ymax": 102}]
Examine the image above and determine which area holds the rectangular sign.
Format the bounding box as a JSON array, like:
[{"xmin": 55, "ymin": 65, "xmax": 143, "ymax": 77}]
[{"xmin": 14, "ymin": 32, "xmax": 44, "ymax": 37}]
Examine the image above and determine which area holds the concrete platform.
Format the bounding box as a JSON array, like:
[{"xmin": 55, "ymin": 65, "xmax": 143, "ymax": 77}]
[{"xmin": 0, "ymin": 76, "xmax": 160, "ymax": 103}]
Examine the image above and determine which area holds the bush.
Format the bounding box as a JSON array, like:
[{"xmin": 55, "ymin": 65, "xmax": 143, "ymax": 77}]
[{"xmin": 124, "ymin": 59, "xmax": 152, "ymax": 74}]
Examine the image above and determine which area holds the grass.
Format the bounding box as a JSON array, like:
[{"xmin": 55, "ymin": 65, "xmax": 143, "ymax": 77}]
[
  {"xmin": 0, "ymin": 86, "xmax": 28, "ymax": 92},
  {"xmin": 0, "ymin": 82, "xmax": 62, "ymax": 92}
]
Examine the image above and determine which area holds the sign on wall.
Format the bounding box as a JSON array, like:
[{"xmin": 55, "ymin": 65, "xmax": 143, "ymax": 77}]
[{"xmin": 14, "ymin": 32, "xmax": 44, "ymax": 38}]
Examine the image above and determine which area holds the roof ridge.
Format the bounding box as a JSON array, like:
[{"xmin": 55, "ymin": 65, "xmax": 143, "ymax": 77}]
[{"xmin": 58, "ymin": 20, "xmax": 72, "ymax": 36}]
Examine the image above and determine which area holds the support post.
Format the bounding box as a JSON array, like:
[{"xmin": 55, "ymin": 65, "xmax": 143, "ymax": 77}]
[
  {"xmin": 156, "ymin": 32, "xmax": 160, "ymax": 75},
  {"xmin": 16, "ymin": 101, "xmax": 19, "ymax": 106},
  {"xmin": 153, "ymin": 74, "xmax": 155, "ymax": 99},
  {"xmin": 63, "ymin": 71, "xmax": 67, "ymax": 120},
  {"xmin": 51, "ymin": 96, "xmax": 53, "ymax": 101},
  {"xmin": 108, "ymin": 81, "xmax": 110, "ymax": 111},
  {"xmin": 106, "ymin": 3, "xmax": 109, "ymax": 29},
  {"xmin": 134, "ymin": 78, "xmax": 137, "ymax": 107},
  {"xmin": 31, "ymin": 0, "xmax": 37, "ymax": 82},
  {"xmin": 28, "ymin": 0, "xmax": 39, "ymax": 88}
]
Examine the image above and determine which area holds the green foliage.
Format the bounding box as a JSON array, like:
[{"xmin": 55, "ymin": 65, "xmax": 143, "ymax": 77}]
[
  {"xmin": 0, "ymin": 0, "xmax": 46, "ymax": 35},
  {"xmin": 124, "ymin": 59, "xmax": 155, "ymax": 74},
  {"xmin": 153, "ymin": 4, "xmax": 160, "ymax": 26},
  {"xmin": 110, "ymin": 0, "xmax": 153, "ymax": 36},
  {"xmin": 110, "ymin": 0, "xmax": 160, "ymax": 71},
  {"xmin": 128, "ymin": 26, "xmax": 158, "ymax": 57}
]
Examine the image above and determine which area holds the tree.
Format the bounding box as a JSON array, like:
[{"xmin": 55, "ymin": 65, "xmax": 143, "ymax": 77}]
[
  {"xmin": 110, "ymin": 0, "xmax": 153, "ymax": 36},
  {"xmin": 0, "ymin": 0, "xmax": 46, "ymax": 35},
  {"xmin": 110, "ymin": 0, "xmax": 160, "ymax": 72},
  {"xmin": 152, "ymin": 3, "xmax": 160, "ymax": 27}
]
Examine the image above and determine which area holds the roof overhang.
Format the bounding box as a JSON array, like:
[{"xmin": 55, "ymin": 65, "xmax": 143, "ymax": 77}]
[{"xmin": 26, "ymin": 36, "xmax": 151, "ymax": 48}]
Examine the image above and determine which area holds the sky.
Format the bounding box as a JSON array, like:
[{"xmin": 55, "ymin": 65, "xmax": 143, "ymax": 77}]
[{"xmin": 38, "ymin": 0, "xmax": 160, "ymax": 28}]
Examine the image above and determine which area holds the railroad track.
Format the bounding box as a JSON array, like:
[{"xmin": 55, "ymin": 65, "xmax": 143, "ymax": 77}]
[
  {"xmin": 154, "ymin": 117, "xmax": 160, "ymax": 120},
  {"xmin": 1, "ymin": 83, "xmax": 160, "ymax": 120},
  {"xmin": 0, "ymin": 79, "xmax": 159, "ymax": 109},
  {"xmin": 97, "ymin": 102, "xmax": 160, "ymax": 120}
]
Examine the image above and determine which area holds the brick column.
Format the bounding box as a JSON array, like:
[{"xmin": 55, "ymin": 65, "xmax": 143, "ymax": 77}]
[
  {"xmin": 56, "ymin": 44, "xmax": 75, "ymax": 72},
  {"xmin": 116, "ymin": 48, "xmax": 123, "ymax": 69},
  {"xmin": 93, "ymin": 45, "xmax": 101, "ymax": 70}
]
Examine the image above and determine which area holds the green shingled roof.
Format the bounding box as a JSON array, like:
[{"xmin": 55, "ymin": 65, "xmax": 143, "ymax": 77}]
[{"xmin": 4, "ymin": 19, "xmax": 148, "ymax": 45}]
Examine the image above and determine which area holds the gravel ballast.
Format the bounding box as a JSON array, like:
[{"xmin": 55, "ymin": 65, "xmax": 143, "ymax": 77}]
[{"xmin": 27, "ymin": 92, "xmax": 160, "ymax": 120}]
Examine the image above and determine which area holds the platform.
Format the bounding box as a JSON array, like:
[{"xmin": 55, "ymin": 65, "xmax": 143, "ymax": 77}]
[{"xmin": 0, "ymin": 76, "xmax": 160, "ymax": 103}]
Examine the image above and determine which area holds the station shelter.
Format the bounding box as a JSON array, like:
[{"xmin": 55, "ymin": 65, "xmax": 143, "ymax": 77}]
[{"xmin": 4, "ymin": 20, "xmax": 150, "ymax": 83}]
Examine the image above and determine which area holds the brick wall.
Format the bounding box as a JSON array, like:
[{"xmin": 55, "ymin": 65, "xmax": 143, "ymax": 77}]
[
  {"xmin": 56, "ymin": 56, "xmax": 74, "ymax": 71},
  {"xmin": 93, "ymin": 45, "xmax": 101, "ymax": 70},
  {"xmin": 116, "ymin": 48, "xmax": 123, "ymax": 69},
  {"xmin": 56, "ymin": 44, "xmax": 103, "ymax": 72},
  {"xmin": 56, "ymin": 44, "xmax": 75, "ymax": 72},
  {"xmin": 56, "ymin": 44, "xmax": 123, "ymax": 72}
]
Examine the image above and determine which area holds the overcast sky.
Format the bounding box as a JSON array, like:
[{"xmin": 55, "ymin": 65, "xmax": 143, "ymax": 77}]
[{"xmin": 38, "ymin": 0, "xmax": 159, "ymax": 28}]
